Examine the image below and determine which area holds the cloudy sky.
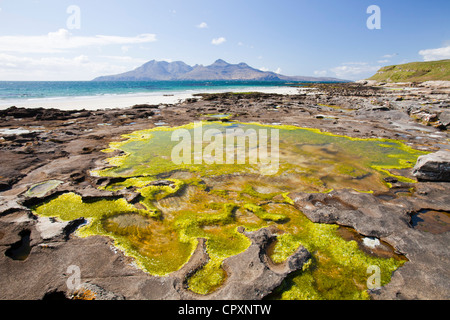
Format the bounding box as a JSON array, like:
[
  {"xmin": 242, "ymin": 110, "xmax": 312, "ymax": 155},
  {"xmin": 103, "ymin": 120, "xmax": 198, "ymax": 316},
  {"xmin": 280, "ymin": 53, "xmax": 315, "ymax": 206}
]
[{"xmin": 0, "ymin": 0, "xmax": 449, "ymax": 80}]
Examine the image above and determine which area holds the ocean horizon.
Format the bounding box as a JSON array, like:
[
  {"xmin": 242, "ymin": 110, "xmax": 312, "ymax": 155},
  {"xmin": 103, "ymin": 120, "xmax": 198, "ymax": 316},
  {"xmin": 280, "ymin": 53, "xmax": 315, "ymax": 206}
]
[
  {"xmin": 0, "ymin": 80, "xmax": 319, "ymax": 101},
  {"xmin": 0, "ymin": 80, "xmax": 329, "ymax": 110}
]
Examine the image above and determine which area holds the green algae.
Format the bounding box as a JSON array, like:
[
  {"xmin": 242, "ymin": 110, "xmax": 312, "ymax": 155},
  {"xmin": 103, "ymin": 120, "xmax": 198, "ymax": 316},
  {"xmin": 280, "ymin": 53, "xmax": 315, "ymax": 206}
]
[
  {"xmin": 188, "ymin": 259, "xmax": 228, "ymax": 295},
  {"xmin": 92, "ymin": 121, "xmax": 425, "ymax": 192},
  {"xmin": 202, "ymin": 113, "xmax": 233, "ymax": 119},
  {"xmin": 240, "ymin": 185, "xmax": 278, "ymax": 201},
  {"xmin": 243, "ymin": 203, "xmax": 288, "ymax": 222},
  {"xmin": 281, "ymin": 192, "xmax": 295, "ymax": 205},
  {"xmin": 31, "ymin": 192, "xmax": 195, "ymax": 275},
  {"xmin": 103, "ymin": 176, "xmax": 156, "ymax": 191},
  {"xmin": 265, "ymin": 202, "xmax": 405, "ymax": 300},
  {"xmin": 32, "ymin": 192, "xmax": 140, "ymax": 221},
  {"xmin": 31, "ymin": 121, "xmax": 424, "ymax": 299}
]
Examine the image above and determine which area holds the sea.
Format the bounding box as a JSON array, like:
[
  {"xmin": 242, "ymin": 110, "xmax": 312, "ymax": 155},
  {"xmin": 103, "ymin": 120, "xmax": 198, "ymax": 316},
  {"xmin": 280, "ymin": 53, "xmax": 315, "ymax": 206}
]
[
  {"xmin": 0, "ymin": 80, "xmax": 313, "ymax": 100},
  {"xmin": 0, "ymin": 80, "xmax": 320, "ymax": 110}
]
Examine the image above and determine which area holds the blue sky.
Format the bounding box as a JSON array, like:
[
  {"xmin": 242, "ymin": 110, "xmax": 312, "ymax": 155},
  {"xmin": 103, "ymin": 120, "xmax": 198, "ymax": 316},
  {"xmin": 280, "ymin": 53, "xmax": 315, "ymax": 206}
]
[{"xmin": 0, "ymin": 0, "xmax": 449, "ymax": 80}]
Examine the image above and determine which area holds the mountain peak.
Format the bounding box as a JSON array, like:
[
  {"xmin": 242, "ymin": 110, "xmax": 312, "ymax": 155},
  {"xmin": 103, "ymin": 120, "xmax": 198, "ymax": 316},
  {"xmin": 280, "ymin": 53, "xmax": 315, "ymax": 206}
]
[
  {"xmin": 92, "ymin": 58, "xmax": 349, "ymax": 82},
  {"xmin": 238, "ymin": 62, "xmax": 249, "ymax": 67},
  {"xmin": 212, "ymin": 59, "xmax": 229, "ymax": 66}
]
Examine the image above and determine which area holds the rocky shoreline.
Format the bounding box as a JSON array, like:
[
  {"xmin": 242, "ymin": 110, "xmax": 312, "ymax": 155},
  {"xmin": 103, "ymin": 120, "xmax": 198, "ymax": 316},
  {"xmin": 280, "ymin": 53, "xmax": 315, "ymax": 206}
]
[{"xmin": 0, "ymin": 82, "xmax": 449, "ymax": 300}]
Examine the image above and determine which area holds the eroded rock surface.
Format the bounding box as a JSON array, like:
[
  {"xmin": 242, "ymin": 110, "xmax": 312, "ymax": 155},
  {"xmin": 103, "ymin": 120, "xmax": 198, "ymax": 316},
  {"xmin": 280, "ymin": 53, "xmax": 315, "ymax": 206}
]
[
  {"xmin": 1, "ymin": 82, "xmax": 449, "ymax": 300},
  {"xmin": 291, "ymin": 185, "xmax": 450, "ymax": 300}
]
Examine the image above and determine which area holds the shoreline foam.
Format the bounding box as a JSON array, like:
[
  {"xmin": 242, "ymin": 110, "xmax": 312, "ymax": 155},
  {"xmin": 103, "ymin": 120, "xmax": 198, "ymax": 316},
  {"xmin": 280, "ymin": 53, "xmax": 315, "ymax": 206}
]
[{"xmin": 0, "ymin": 86, "xmax": 302, "ymax": 111}]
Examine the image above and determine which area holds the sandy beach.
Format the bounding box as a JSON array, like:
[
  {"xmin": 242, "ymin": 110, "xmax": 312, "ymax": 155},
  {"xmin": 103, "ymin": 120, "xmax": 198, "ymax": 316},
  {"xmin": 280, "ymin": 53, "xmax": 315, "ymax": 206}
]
[{"xmin": 0, "ymin": 86, "xmax": 302, "ymax": 110}]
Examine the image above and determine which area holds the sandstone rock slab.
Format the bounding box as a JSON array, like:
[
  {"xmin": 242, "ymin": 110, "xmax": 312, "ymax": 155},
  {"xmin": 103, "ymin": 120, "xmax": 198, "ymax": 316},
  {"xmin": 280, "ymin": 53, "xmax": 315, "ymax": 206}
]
[{"xmin": 413, "ymin": 150, "xmax": 450, "ymax": 182}]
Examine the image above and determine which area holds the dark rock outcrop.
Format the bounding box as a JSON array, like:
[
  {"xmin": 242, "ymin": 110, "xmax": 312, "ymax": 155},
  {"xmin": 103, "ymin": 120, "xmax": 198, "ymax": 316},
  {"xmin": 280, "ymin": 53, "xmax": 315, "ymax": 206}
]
[{"xmin": 413, "ymin": 150, "xmax": 450, "ymax": 182}]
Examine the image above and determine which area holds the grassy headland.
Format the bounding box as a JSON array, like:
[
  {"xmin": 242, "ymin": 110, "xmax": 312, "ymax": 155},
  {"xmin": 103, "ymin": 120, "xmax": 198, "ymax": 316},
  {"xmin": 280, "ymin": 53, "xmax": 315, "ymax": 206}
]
[{"xmin": 368, "ymin": 59, "xmax": 450, "ymax": 83}]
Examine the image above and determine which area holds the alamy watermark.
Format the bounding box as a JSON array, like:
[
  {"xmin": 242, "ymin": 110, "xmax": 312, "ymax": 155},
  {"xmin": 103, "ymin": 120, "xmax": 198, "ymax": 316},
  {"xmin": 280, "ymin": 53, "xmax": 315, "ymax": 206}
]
[
  {"xmin": 66, "ymin": 264, "xmax": 81, "ymax": 290},
  {"xmin": 367, "ymin": 265, "xmax": 381, "ymax": 290},
  {"xmin": 66, "ymin": 5, "xmax": 81, "ymax": 30},
  {"xmin": 367, "ymin": 5, "xmax": 381, "ymax": 30},
  {"xmin": 171, "ymin": 122, "xmax": 280, "ymax": 175}
]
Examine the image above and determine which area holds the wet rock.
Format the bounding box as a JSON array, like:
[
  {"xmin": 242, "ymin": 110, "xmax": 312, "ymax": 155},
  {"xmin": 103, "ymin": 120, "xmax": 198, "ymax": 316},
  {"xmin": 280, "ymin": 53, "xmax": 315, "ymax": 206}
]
[
  {"xmin": 36, "ymin": 216, "xmax": 71, "ymax": 240},
  {"xmin": 80, "ymin": 146, "xmax": 96, "ymax": 154},
  {"xmin": 293, "ymin": 186, "xmax": 450, "ymax": 300},
  {"xmin": 131, "ymin": 104, "xmax": 159, "ymax": 109},
  {"xmin": 25, "ymin": 180, "xmax": 64, "ymax": 198},
  {"xmin": 1, "ymin": 82, "xmax": 450, "ymax": 300},
  {"xmin": 410, "ymin": 209, "xmax": 450, "ymax": 234},
  {"xmin": 413, "ymin": 150, "xmax": 450, "ymax": 182},
  {"xmin": 438, "ymin": 110, "xmax": 450, "ymax": 128},
  {"xmin": 203, "ymin": 227, "xmax": 311, "ymax": 300},
  {"xmin": 4, "ymin": 229, "xmax": 32, "ymax": 261},
  {"xmin": 292, "ymin": 189, "xmax": 411, "ymax": 237},
  {"xmin": 0, "ymin": 182, "xmax": 11, "ymax": 192},
  {"xmin": 70, "ymin": 172, "xmax": 86, "ymax": 183},
  {"xmin": 68, "ymin": 283, "xmax": 125, "ymax": 300},
  {"xmin": 150, "ymin": 180, "xmax": 175, "ymax": 187},
  {"xmin": 0, "ymin": 106, "xmax": 40, "ymax": 118},
  {"xmin": 0, "ymin": 196, "xmax": 27, "ymax": 214},
  {"xmin": 419, "ymin": 80, "xmax": 450, "ymax": 89}
]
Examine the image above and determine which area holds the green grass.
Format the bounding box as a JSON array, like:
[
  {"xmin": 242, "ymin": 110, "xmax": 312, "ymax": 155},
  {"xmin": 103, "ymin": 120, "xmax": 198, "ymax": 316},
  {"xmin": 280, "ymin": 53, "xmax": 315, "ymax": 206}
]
[{"xmin": 368, "ymin": 59, "xmax": 450, "ymax": 83}]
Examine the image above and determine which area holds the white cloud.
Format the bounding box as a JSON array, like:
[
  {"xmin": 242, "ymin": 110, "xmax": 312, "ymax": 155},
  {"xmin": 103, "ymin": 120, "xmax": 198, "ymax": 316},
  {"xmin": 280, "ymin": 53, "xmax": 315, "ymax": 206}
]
[
  {"xmin": 74, "ymin": 55, "xmax": 90, "ymax": 64},
  {"xmin": 382, "ymin": 53, "xmax": 398, "ymax": 59},
  {"xmin": 330, "ymin": 62, "xmax": 380, "ymax": 79},
  {"xmin": 340, "ymin": 62, "xmax": 371, "ymax": 66},
  {"xmin": 259, "ymin": 67, "xmax": 282, "ymax": 74},
  {"xmin": 377, "ymin": 59, "xmax": 390, "ymax": 63},
  {"xmin": 98, "ymin": 55, "xmax": 147, "ymax": 64},
  {"xmin": 197, "ymin": 22, "xmax": 208, "ymax": 29},
  {"xmin": 211, "ymin": 37, "xmax": 226, "ymax": 45},
  {"xmin": 0, "ymin": 53, "xmax": 143, "ymax": 80},
  {"xmin": 314, "ymin": 70, "xmax": 327, "ymax": 76},
  {"xmin": 237, "ymin": 42, "xmax": 254, "ymax": 49},
  {"xmin": 419, "ymin": 45, "xmax": 450, "ymax": 61},
  {"xmin": 0, "ymin": 29, "xmax": 157, "ymax": 53}
]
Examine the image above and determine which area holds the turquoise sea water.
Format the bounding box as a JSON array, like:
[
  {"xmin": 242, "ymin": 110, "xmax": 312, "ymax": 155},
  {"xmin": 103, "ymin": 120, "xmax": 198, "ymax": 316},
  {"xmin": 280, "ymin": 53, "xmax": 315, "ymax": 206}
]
[{"xmin": 0, "ymin": 80, "xmax": 313, "ymax": 101}]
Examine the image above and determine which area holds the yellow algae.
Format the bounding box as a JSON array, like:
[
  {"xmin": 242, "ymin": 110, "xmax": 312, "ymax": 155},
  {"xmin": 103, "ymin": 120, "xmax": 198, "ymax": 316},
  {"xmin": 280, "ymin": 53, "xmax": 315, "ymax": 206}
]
[
  {"xmin": 243, "ymin": 203, "xmax": 287, "ymax": 222},
  {"xmin": 187, "ymin": 259, "xmax": 228, "ymax": 295},
  {"xmin": 281, "ymin": 192, "xmax": 295, "ymax": 205},
  {"xmin": 265, "ymin": 202, "xmax": 405, "ymax": 300},
  {"xmin": 31, "ymin": 121, "xmax": 424, "ymax": 298},
  {"xmin": 103, "ymin": 176, "xmax": 157, "ymax": 191}
]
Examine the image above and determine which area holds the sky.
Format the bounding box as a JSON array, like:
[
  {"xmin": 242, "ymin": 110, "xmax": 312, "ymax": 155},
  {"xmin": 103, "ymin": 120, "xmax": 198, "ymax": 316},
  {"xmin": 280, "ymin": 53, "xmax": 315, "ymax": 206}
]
[{"xmin": 0, "ymin": 0, "xmax": 449, "ymax": 81}]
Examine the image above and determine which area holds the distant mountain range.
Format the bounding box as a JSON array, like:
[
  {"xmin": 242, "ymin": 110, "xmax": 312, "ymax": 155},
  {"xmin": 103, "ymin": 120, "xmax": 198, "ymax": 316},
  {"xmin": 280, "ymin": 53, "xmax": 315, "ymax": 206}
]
[{"xmin": 92, "ymin": 59, "xmax": 348, "ymax": 82}]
